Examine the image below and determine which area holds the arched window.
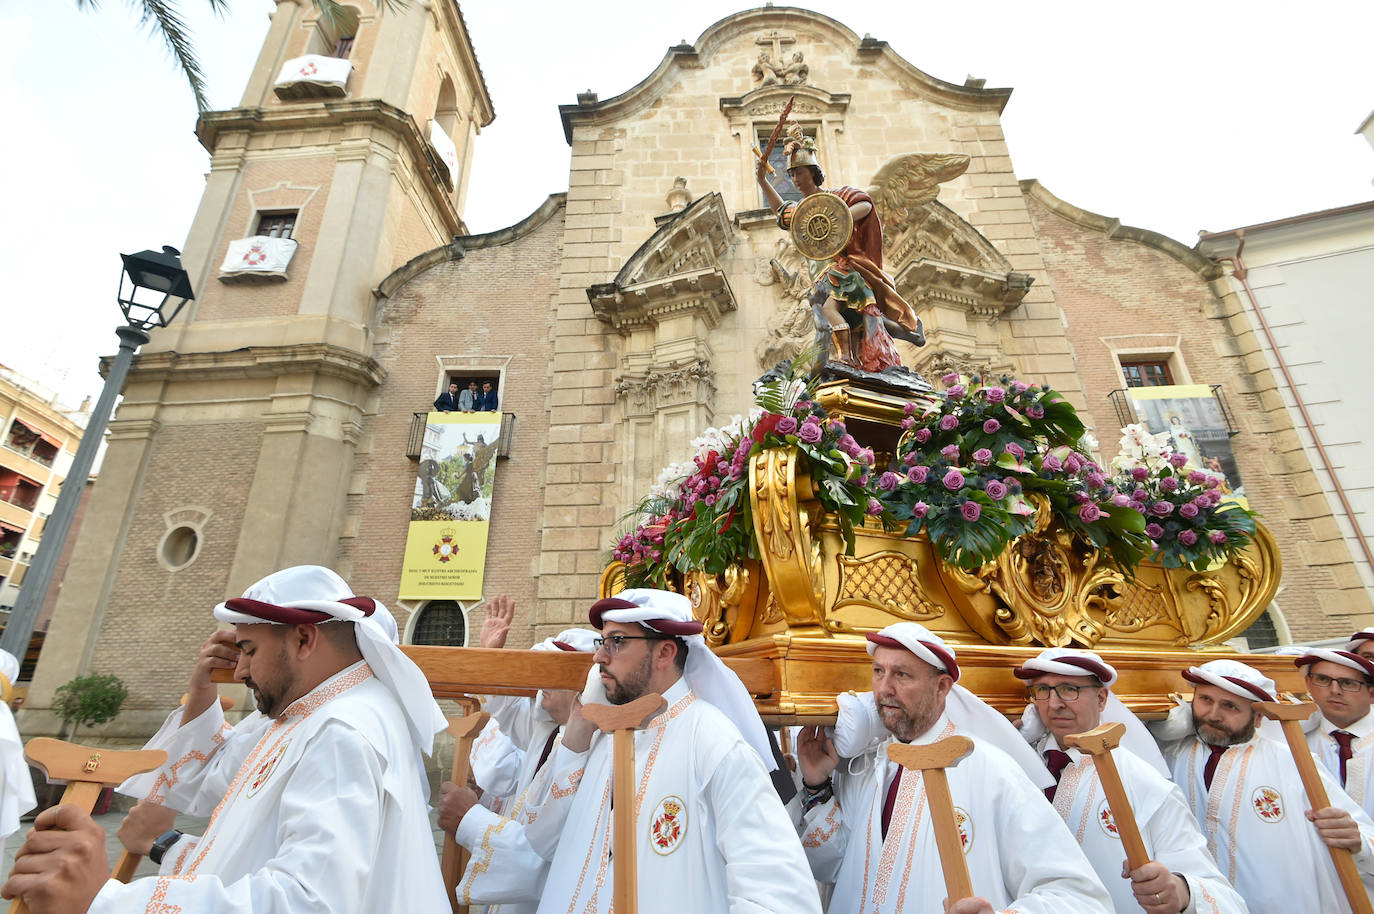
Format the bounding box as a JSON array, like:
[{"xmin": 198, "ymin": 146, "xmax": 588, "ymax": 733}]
[
  {"xmin": 435, "ymin": 75, "xmax": 460, "ymax": 136},
  {"xmin": 306, "ymin": 5, "xmax": 360, "ymax": 58},
  {"xmin": 410, "ymin": 600, "xmax": 468, "ymax": 646}
]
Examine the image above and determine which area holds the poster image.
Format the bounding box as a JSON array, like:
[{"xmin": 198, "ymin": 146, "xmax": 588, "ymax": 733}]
[
  {"xmin": 1127, "ymin": 384, "xmax": 1245, "ymax": 501},
  {"xmin": 399, "ymin": 412, "xmax": 501, "ymax": 601}
]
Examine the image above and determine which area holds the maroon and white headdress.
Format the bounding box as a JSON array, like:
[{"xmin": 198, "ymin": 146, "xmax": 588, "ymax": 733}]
[
  {"xmin": 1347, "ymin": 629, "xmax": 1374, "ymax": 653},
  {"xmin": 1294, "ymin": 648, "xmax": 1374, "ymax": 683},
  {"xmin": 531, "ymin": 628, "xmax": 600, "ymax": 654},
  {"xmin": 865, "ymin": 623, "xmax": 1053, "ymax": 789},
  {"xmin": 1182, "ymin": 659, "xmax": 1276, "ymax": 703},
  {"xmin": 589, "ymin": 588, "xmax": 774, "ymax": 771},
  {"xmin": 1013, "ymin": 647, "xmax": 1169, "ymax": 777},
  {"xmin": 214, "ymin": 565, "xmax": 446, "ymax": 755}
]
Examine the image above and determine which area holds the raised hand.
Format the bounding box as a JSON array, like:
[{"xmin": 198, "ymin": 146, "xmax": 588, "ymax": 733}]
[
  {"xmin": 184, "ymin": 628, "xmax": 240, "ymax": 723},
  {"xmin": 479, "ymin": 595, "xmax": 515, "ymax": 650},
  {"xmin": 796, "ymin": 724, "xmax": 839, "ymax": 788}
]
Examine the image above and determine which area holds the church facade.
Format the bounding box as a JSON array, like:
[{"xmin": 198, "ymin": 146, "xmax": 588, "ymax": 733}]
[{"xmin": 26, "ymin": 3, "xmax": 1371, "ymax": 737}]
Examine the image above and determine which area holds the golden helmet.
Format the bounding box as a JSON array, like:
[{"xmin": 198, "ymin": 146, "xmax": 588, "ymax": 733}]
[{"xmin": 783, "ymin": 121, "xmax": 819, "ymax": 170}]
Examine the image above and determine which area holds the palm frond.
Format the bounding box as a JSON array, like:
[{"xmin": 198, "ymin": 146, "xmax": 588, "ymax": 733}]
[{"xmin": 135, "ymin": 0, "xmax": 212, "ymax": 112}]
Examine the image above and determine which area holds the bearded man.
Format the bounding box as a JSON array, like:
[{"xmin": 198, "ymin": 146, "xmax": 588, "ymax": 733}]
[
  {"xmin": 797, "ymin": 622, "xmax": 1110, "ymax": 914},
  {"xmin": 1150, "ymin": 658, "xmax": 1374, "ymax": 913}
]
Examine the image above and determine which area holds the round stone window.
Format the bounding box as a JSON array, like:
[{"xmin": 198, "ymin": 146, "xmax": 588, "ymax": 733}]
[{"xmin": 159, "ymin": 525, "xmax": 200, "ymax": 570}]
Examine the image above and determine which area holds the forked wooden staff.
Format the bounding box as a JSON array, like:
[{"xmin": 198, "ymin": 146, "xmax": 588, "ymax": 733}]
[
  {"xmin": 442, "ymin": 701, "xmax": 490, "ymax": 914},
  {"xmin": 580, "ymin": 693, "xmax": 667, "ymax": 914},
  {"xmin": 7, "ymin": 739, "xmax": 166, "ymax": 914},
  {"xmin": 1064, "ymin": 723, "xmax": 1150, "ymax": 870},
  {"xmin": 107, "ymin": 693, "xmax": 241, "ymax": 883},
  {"xmin": 1255, "ymin": 700, "xmax": 1374, "ymax": 914},
  {"xmin": 887, "ymin": 736, "xmax": 976, "ymax": 905}
]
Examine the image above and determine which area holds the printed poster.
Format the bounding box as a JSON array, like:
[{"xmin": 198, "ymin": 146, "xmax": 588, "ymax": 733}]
[
  {"xmin": 399, "ymin": 412, "xmax": 501, "ymax": 600},
  {"xmin": 1126, "ymin": 384, "xmax": 1246, "ymax": 502}
]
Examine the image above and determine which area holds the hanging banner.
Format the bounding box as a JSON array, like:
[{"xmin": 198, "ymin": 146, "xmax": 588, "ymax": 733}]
[
  {"xmin": 1126, "ymin": 384, "xmax": 1246, "ymax": 502},
  {"xmin": 399, "ymin": 412, "xmax": 502, "ymax": 600}
]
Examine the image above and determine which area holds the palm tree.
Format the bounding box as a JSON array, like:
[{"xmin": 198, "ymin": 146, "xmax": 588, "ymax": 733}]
[{"xmin": 77, "ymin": 0, "xmax": 392, "ymax": 113}]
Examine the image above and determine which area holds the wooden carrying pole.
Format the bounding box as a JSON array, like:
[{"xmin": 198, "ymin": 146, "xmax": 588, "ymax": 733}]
[
  {"xmin": 887, "ymin": 736, "xmax": 975, "ymax": 905},
  {"xmin": 7, "ymin": 739, "xmax": 166, "ymax": 914},
  {"xmin": 1064, "ymin": 722, "xmax": 1150, "ymax": 870},
  {"xmin": 580, "ymin": 694, "xmax": 667, "ymax": 914},
  {"xmin": 1255, "ymin": 701, "xmax": 1374, "ymax": 914},
  {"xmin": 441, "ymin": 705, "xmax": 490, "ymax": 914}
]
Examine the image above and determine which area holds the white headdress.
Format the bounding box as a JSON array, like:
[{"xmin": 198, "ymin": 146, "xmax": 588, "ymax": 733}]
[
  {"xmin": 213, "ymin": 565, "xmax": 446, "ymax": 755},
  {"xmin": 590, "ymin": 588, "xmax": 775, "ymax": 772}
]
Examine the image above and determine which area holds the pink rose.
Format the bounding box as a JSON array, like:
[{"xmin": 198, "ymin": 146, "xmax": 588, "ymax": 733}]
[
  {"xmin": 901, "ymin": 417, "xmax": 916, "ymax": 430},
  {"xmin": 866, "ymin": 498, "xmax": 884, "ymax": 517},
  {"xmin": 915, "ymin": 428, "xmax": 932, "ymax": 443},
  {"xmin": 797, "ymin": 422, "xmax": 823, "ymax": 444},
  {"xmin": 1026, "ymin": 404, "xmax": 1045, "ymax": 419},
  {"xmin": 1178, "ymin": 530, "xmax": 1199, "ymax": 545},
  {"xmin": 1010, "ymin": 380, "xmax": 1028, "ymax": 393},
  {"xmin": 1206, "ymin": 475, "xmax": 1222, "ymax": 489},
  {"xmin": 1133, "ymin": 488, "xmax": 1148, "ymax": 502},
  {"xmin": 983, "ymin": 419, "xmax": 1001, "ymax": 434},
  {"xmin": 939, "ymin": 415, "xmax": 959, "ymax": 431},
  {"xmin": 960, "ymin": 501, "xmax": 982, "ymax": 522},
  {"xmin": 776, "ymin": 416, "xmax": 798, "ymax": 435},
  {"xmin": 1151, "ymin": 501, "xmax": 1174, "ymax": 516},
  {"xmin": 946, "ymin": 385, "xmax": 966, "ymax": 400},
  {"xmin": 1179, "ymin": 502, "xmax": 1199, "ymax": 518},
  {"xmin": 1169, "ymin": 452, "xmax": 1188, "ymax": 468},
  {"xmin": 973, "ymin": 448, "xmax": 993, "ymax": 465},
  {"xmin": 943, "ymin": 469, "xmax": 965, "ymax": 491},
  {"xmin": 985, "ymin": 387, "xmax": 1006, "ymax": 403},
  {"xmin": 1004, "ymin": 442, "xmax": 1024, "ymax": 459},
  {"xmin": 1111, "ymin": 494, "xmax": 1131, "ymax": 507},
  {"xmin": 1145, "ymin": 523, "xmax": 1165, "ymax": 539},
  {"xmin": 1042, "ymin": 453, "xmax": 1062, "ymax": 471},
  {"xmin": 1160, "ymin": 476, "xmax": 1180, "ymax": 492},
  {"xmin": 1209, "ymin": 530, "xmax": 1228, "ymax": 544},
  {"xmin": 941, "ymin": 372, "xmax": 960, "ymax": 386},
  {"xmin": 904, "ymin": 402, "xmax": 918, "ymax": 415},
  {"xmin": 1130, "ymin": 466, "xmax": 1149, "ymax": 481},
  {"xmin": 985, "ymin": 480, "xmax": 1008, "ymax": 499},
  {"xmin": 879, "ymin": 471, "xmax": 900, "ymax": 492},
  {"xmin": 1085, "ymin": 472, "xmax": 1106, "ymax": 488},
  {"xmin": 908, "ymin": 466, "xmax": 929, "ymax": 484},
  {"xmin": 1063, "ymin": 454, "xmax": 1083, "ymax": 474},
  {"xmin": 1187, "ymin": 470, "xmax": 1207, "ymax": 485},
  {"xmin": 913, "ymin": 501, "xmax": 929, "ymax": 518},
  {"xmin": 941, "ymin": 444, "xmax": 960, "ymax": 461},
  {"xmin": 1079, "ymin": 503, "xmax": 1102, "ymax": 523}
]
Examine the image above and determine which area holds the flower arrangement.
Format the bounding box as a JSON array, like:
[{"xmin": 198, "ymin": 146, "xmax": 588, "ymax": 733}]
[
  {"xmin": 613, "ymin": 366, "xmax": 882, "ymax": 589},
  {"xmin": 1108, "ymin": 424, "xmax": 1258, "ymax": 570},
  {"xmin": 879, "ymin": 373, "xmax": 1150, "ymax": 571}
]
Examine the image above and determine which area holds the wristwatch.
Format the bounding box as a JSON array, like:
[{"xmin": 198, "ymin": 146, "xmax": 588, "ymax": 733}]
[{"xmin": 149, "ymin": 828, "xmax": 184, "ymax": 865}]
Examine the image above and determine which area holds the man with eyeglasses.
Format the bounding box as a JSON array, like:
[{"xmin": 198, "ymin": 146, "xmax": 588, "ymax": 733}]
[
  {"xmin": 1015, "ymin": 648, "xmax": 1245, "ymax": 913},
  {"xmin": 1149, "ymin": 658, "xmax": 1374, "ymax": 914},
  {"xmin": 1297, "ymin": 648, "xmax": 1374, "ymax": 819},
  {"xmin": 524, "ymin": 589, "xmax": 821, "ymax": 914}
]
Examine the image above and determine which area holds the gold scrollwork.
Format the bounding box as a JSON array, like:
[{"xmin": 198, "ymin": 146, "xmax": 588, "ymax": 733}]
[
  {"xmin": 749, "ymin": 449, "xmax": 823, "ymax": 627},
  {"xmin": 835, "ymin": 551, "xmax": 942, "ymax": 621}
]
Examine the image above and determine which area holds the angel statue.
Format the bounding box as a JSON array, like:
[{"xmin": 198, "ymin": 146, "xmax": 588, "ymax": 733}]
[{"xmin": 755, "ymin": 122, "xmax": 969, "ymax": 375}]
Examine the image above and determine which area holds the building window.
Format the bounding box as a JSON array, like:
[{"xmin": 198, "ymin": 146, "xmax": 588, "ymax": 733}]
[
  {"xmin": 410, "ymin": 600, "xmax": 468, "ymax": 646},
  {"xmin": 757, "ymin": 125, "xmax": 817, "ymax": 208},
  {"xmin": 333, "ymin": 36, "xmax": 355, "ymax": 59},
  {"xmin": 1239, "ymin": 609, "xmax": 1279, "ymax": 651},
  {"xmin": 1121, "ymin": 359, "xmax": 1174, "ymax": 388},
  {"xmin": 256, "ymin": 211, "xmax": 297, "ymax": 240}
]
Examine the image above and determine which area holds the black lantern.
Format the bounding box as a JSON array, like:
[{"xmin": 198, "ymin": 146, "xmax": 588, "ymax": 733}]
[{"xmin": 117, "ymin": 245, "xmax": 195, "ymax": 330}]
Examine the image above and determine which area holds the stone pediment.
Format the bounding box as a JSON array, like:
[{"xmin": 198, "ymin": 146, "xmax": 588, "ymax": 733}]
[
  {"xmin": 588, "ymin": 192, "xmax": 737, "ymax": 332},
  {"xmin": 719, "ymin": 85, "xmax": 851, "ymax": 122},
  {"xmin": 886, "ymin": 200, "xmax": 1012, "ymax": 275}
]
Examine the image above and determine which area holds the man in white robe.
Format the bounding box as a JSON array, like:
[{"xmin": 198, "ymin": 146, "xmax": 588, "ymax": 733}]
[
  {"xmin": 528, "ymin": 588, "xmax": 822, "ymax": 914},
  {"xmin": 1013, "ymin": 647, "xmax": 1246, "ymax": 913},
  {"xmin": 797, "ymin": 622, "xmax": 1111, "ymax": 914},
  {"xmin": 1295, "ymin": 648, "xmax": 1374, "ymax": 819},
  {"xmin": 0, "ymin": 649, "xmax": 35, "ymax": 855},
  {"xmin": 1150, "ymin": 658, "xmax": 1374, "ymax": 914},
  {"xmin": 440, "ymin": 627, "xmax": 597, "ymax": 912},
  {"xmin": 0, "ymin": 565, "xmax": 449, "ymax": 914}
]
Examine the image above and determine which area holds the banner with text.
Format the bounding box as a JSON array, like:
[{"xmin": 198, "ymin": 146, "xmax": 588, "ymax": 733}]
[
  {"xmin": 399, "ymin": 412, "xmax": 501, "ymax": 600},
  {"xmin": 1127, "ymin": 384, "xmax": 1245, "ymax": 501}
]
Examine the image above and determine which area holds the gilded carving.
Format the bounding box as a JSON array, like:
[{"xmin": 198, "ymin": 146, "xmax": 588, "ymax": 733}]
[
  {"xmin": 748, "ymin": 448, "xmax": 824, "ymax": 627},
  {"xmin": 835, "ymin": 551, "xmax": 942, "ymax": 621}
]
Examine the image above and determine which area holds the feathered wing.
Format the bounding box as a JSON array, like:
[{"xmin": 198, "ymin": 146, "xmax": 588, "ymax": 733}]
[{"xmin": 867, "ymin": 153, "xmax": 972, "ymax": 229}]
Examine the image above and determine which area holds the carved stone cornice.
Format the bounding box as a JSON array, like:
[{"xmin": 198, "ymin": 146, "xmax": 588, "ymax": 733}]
[
  {"xmin": 114, "ymin": 343, "xmax": 387, "ymax": 390},
  {"xmin": 589, "ymin": 193, "xmax": 737, "ymax": 333},
  {"xmin": 613, "ymin": 360, "xmax": 716, "ymax": 417},
  {"xmin": 896, "ymin": 258, "xmax": 1033, "ymax": 324},
  {"xmin": 719, "ymin": 85, "xmax": 850, "ymax": 121},
  {"xmin": 886, "ymin": 201, "xmax": 1013, "ymax": 274}
]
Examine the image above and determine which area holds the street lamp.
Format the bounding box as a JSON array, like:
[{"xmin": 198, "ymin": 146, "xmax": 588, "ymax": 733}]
[{"xmin": 0, "ymin": 247, "xmax": 194, "ymax": 660}]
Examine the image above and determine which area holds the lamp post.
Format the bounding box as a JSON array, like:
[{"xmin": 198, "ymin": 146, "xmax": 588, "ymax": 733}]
[{"xmin": 0, "ymin": 247, "xmax": 194, "ymax": 659}]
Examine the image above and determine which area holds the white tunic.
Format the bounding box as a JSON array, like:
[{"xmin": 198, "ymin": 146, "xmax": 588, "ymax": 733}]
[
  {"xmin": 801, "ymin": 714, "xmax": 1111, "ymax": 914},
  {"xmin": 0, "ymin": 701, "xmax": 35, "ymax": 840},
  {"xmin": 92, "ymin": 661, "xmax": 448, "ymax": 913},
  {"xmin": 1034, "ymin": 736, "xmax": 1246, "ymax": 913},
  {"xmin": 1308, "ymin": 712, "xmax": 1374, "ymax": 819},
  {"xmin": 529, "ymin": 677, "xmax": 822, "ymax": 914},
  {"xmin": 1165, "ymin": 733, "xmax": 1374, "ymax": 914}
]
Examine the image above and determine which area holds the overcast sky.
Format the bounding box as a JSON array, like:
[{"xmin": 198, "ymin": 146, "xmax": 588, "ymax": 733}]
[{"xmin": 2, "ymin": 1, "xmax": 1370, "ymax": 408}]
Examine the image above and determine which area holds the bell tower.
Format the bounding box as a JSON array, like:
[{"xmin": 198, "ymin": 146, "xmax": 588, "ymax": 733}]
[{"xmin": 27, "ymin": 0, "xmax": 493, "ymax": 733}]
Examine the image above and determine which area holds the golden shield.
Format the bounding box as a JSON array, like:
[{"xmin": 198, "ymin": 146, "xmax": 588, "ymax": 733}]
[{"xmin": 790, "ymin": 192, "xmax": 853, "ymax": 260}]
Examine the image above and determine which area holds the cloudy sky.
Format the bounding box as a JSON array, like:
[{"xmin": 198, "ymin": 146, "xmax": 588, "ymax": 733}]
[{"xmin": 3, "ymin": 1, "xmax": 1370, "ymax": 408}]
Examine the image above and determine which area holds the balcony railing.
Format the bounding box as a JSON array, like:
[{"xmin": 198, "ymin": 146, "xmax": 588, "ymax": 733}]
[
  {"xmin": 274, "ymin": 55, "xmax": 352, "ymax": 100},
  {"xmin": 407, "ymin": 411, "xmax": 516, "ymax": 460},
  {"xmin": 1107, "ymin": 384, "xmax": 1240, "ymax": 437}
]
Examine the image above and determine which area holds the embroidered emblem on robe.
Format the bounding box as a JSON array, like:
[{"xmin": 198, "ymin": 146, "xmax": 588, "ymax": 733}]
[
  {"xmin": 246, "ymin": 740, "xmax": 291, "ymax": 798},
  {"xmin": 1251, "ymin": 786, "xmax": 1284, "ymax": 822},
  {"xmin": 650, "ymin": 795, "xmax": 687, "ymax": 855},
  {"xmin": 953, "ymin": 806, "xmax": 973, "ymax": 853},
  {"xmin": 1097, "ymin": 800, "xmax": 1120, "ymax": 838}
]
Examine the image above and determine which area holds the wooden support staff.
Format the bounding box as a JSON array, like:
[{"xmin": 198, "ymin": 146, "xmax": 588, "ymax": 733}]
[
  {"xmin": 580, "ymin": 693, "xmax": 667, "ymax": 914},
  {"xmin": 1255, "ymin": 700, "xmax": 1374, "ymax": 914},
  {"xmin": 8, "ymin": 739, "xmax": 166, "ymax": 914},
  {"xmin": 887, "ymin": 736, "xmax": 975, "ymax": 905},
  {"xmin": 441, "ymin": 706, "xmax": 490, "ymax": 914},
  {"xmin": 1065, "ymin": 722, "xmax": 1150, "ymax": 870}
]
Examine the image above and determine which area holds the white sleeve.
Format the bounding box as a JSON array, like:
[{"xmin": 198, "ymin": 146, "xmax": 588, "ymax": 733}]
[
  {"xmin": 469, "ymin": 722, "xmax": 524, "ymax": 798},
  {"xmin": 91, "ymin": 721, "xmax": 394, "ymax": 914},
  {"xmin": 453, "ymin": 804, "xmax": 548, "ymax": 904},
  {"xmin": 116, "ymin": 704, "xmax": 260, "ymax": 815},
  {"xmin": 522, "ymin": 743, "xmax": 590, "ymax": 861}
]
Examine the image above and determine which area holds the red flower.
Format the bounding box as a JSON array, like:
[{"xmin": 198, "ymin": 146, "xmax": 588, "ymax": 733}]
[
  {"xmin": 717, "ymin": 506, "xmax": 737, "ymax": 534},
  {"xmin": 752, "ymin": 413, "xmax": 784, "ymax": 443}
]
